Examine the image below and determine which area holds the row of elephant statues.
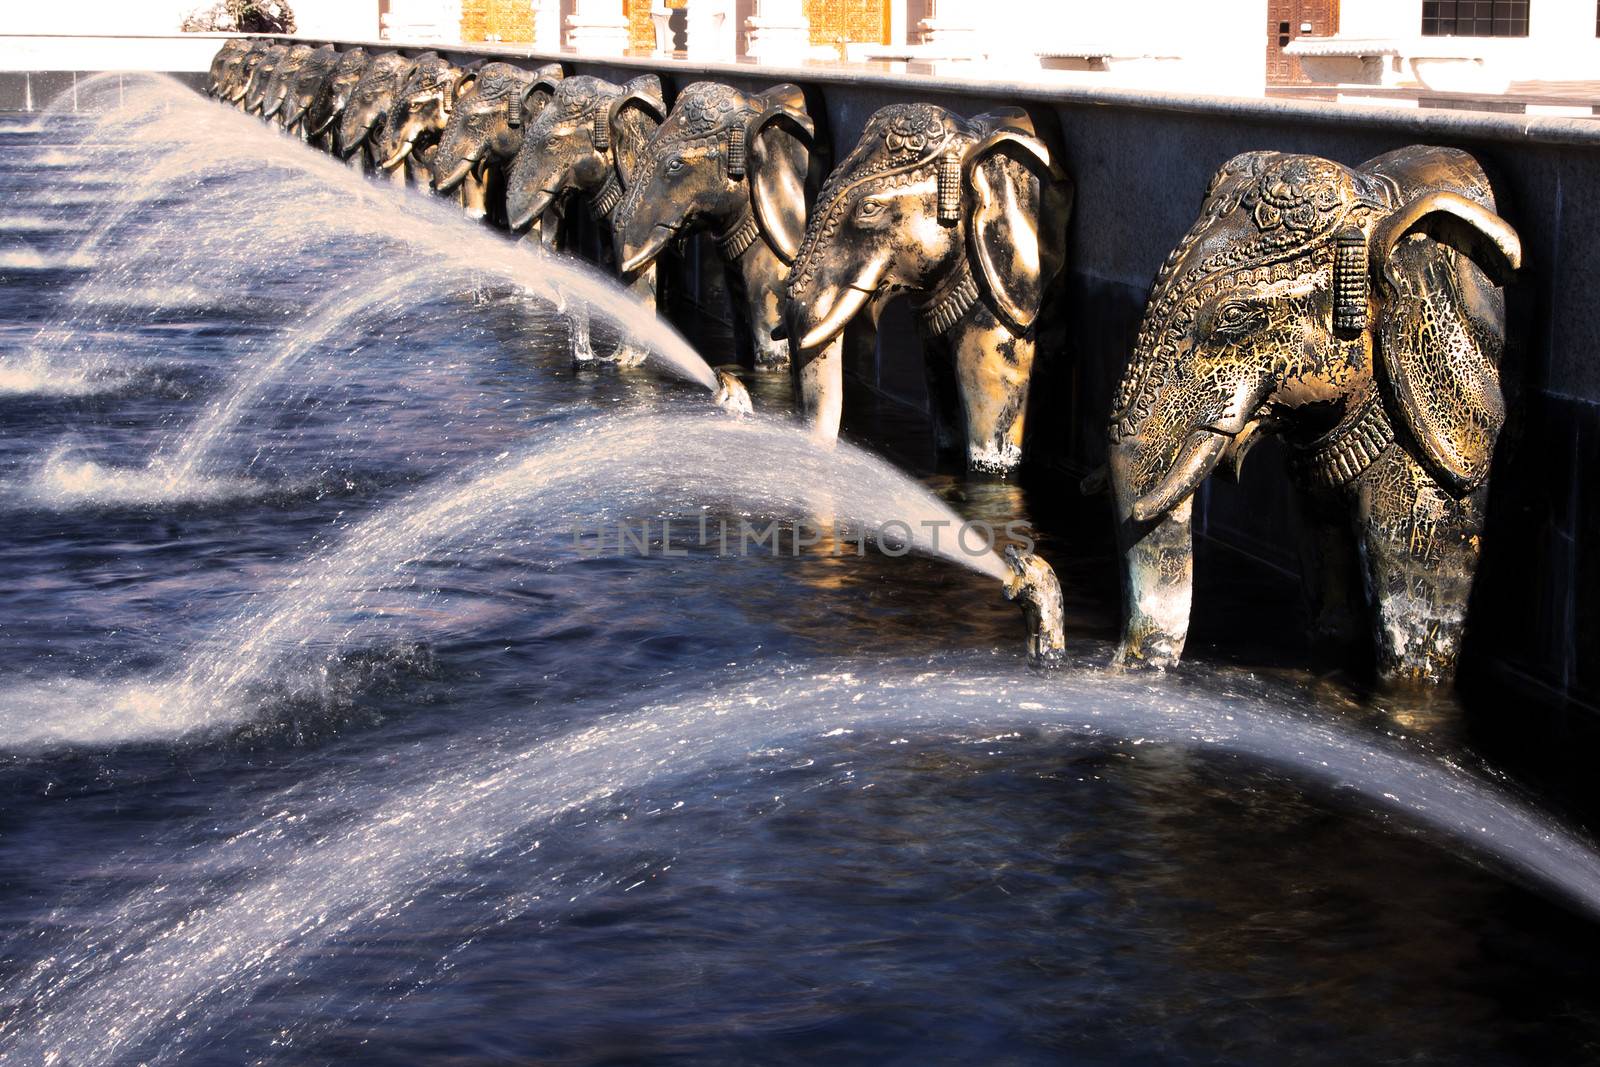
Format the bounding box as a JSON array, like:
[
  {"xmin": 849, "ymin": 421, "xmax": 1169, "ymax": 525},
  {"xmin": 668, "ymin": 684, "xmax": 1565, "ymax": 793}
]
[{"xmin": 204, "ymin": 38, "xmax": 1525, "ymax": 691}]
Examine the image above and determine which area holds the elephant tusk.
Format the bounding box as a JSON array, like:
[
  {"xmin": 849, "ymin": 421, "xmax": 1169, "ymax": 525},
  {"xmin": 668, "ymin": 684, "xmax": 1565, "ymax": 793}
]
[
  {"xmin": 381, "ymin": 140, "xmax": 415, "ymax": 171},
  {"xmin": 434, "ymin": 158, "xmax": 473, "ymax": 193},
  {"xmin": 797, "ymin": 285, "xmax": 875, "ymax": 352},
  {"xmin": 1130, "ymin": 429, "xmax": 1229, "ymax": 524},
  {"xmin": 285, "ymin": 104, "xmax": 308, "ymax": 130},
  {"xmin": 263, "ymin": 96, "xmax": 284, "ymax": 119},
  {"xmin": 619, "ymin": 224, "xmax": 678, "ymax": 276},
  {"xmin": 309, "ymin": 110, "xmax": 339, "ymax": 138}
]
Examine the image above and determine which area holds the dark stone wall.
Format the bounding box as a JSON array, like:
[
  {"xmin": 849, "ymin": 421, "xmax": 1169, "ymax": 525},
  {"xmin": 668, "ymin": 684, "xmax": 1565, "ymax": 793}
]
[{"xmin": 11, "ymin": 41, "xmax": 1600, "ymax": 714}]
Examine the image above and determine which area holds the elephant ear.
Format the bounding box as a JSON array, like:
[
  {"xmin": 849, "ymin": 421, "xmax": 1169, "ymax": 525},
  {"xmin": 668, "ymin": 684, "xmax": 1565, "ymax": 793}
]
[
  {"xmin": 1371, "ymin": 190, "xmax": 1521, "ymax": 494},
  {"xmin": 608, "ymin": 75, "xmax": 668, "ymax": 188},
  {"xmin": 962, "ymin": 109, "xmax": 1071, "ymax": 333},
  {"xmin": 746, "ymin": 84, "xmax": 814, "ymax": 264},
  {"xmin": 517, "ymin": 66, "xmax": 563, "ymax": 127}
]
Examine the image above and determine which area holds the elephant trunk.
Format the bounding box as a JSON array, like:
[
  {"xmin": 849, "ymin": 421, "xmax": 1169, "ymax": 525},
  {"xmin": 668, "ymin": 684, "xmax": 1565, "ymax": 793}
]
[
  {"xmin": 434, "ymin": 157, "xmax": 474, "ymax": 193},
  {"xmin": 712, "ymin": 370, "xmax": 753, "ymax": 416},
  {"xmin": 1003, "ymin": 547, "xmax": 1066, "ymax": 668},
  {"xmin": 340, "ymin": 116, "xmax": 375, "ymax": 159},
  {"xmin": 1110, "ymin": 435, "xmax": 1196, "ymax": 669},
  {"xmin": 618, "ymin": 224, "xmax": 677, "ymax": 277},
  {"xmin": 509, "ymin": 190, "xmax": 555, "ymax": 234},
  {"xmin": 789, "ymin": 254, "xmax": 889, "ymax": 354}
]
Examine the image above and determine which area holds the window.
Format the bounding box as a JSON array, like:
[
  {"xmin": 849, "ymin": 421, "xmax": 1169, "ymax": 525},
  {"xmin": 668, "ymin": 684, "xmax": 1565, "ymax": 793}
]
[{"xmin": 1421, "ymin": 0, "xmax": 1529, "ymax": 37}]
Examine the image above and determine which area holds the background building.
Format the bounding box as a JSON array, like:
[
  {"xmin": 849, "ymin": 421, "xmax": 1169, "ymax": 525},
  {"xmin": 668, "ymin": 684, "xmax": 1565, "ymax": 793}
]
[{"xmin": 5, "ymin": 0, "xmax": 1600, "ymax": 107}]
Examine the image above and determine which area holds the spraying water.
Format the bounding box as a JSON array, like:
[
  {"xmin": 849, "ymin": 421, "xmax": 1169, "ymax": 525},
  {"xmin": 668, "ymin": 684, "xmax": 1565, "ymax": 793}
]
[
  {"xmin": 4, "ymin": 75, "xmax": 716, "ymax": 412},
  {"xmin": 1, "ymin": 411, "xmax": 1010, "ymax": 748},
  {"xmin": 4, "ymin": 64, "xmax": 1598, "ymax": 1067},
  {"xmin": 3, "ymin": 657, "xmax": 1598, "ymax": 1065}
]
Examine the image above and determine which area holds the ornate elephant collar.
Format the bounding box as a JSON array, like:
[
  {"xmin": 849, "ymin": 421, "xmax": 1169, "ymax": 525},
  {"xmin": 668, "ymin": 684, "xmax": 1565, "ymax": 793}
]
[
  {"xmin": 916, "ymin": 258, "xmax": 980, "ymax": 336},
  {"xmin": 591, "ymin": 172, "xmax": 624, "ymax": 219},
  {"xmin": 715, "ymin": 208, "xmax": 761, "ymax": 261},
  {"xmin": 1290, "ymin": 385, "xmax": 1395, "ymax": 490}
]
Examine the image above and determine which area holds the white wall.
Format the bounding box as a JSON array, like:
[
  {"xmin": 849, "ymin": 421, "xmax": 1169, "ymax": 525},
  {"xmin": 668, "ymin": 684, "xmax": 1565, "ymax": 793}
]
[
  {"xmin": 0, "ymin": 0, "xmax": 378, "ymax": 38},
  {"xmin": 984, "ymin": 0, "xmax": 1266, "ymax": 97},
  {"xmin": 1322, "ymin": 0, "xmax": 1600, "ymax": 83}
]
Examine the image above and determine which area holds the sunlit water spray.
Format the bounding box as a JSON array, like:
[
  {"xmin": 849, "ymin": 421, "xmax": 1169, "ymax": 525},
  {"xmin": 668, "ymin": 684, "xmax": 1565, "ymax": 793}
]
[
  {"xmin": 3, "ymin": 75, "xmax": 714, "ymax": 411},
  {"xmin": 3, "ymin": 658, "xmax": 1598, "ymax": 1065},
  {"xmin": 2, "ymin": 411, "xmax": 1008, "ymax": 748}
]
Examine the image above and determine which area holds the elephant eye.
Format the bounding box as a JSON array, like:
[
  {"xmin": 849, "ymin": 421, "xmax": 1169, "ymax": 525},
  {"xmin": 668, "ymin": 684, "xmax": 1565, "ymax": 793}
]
[
  {"xmin": 1213, "ymin": 302, "xmax": 1261, "ymax": 335},
  {"xmin": 856, "ymin": 200, "xmax": 884, "ymax": 219},
  {"xmin": 666, "ymin": 157, "xmax": 686, "ymax": 173}
]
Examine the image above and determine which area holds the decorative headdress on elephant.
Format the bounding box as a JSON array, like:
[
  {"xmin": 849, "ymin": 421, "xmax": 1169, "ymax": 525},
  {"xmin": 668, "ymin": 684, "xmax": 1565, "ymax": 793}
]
[
  {"xmin": 431, "ymin": 61, "xmax": 559, "ymax": 195},
  {"xmin": 781, "ymin": 102, "xmax": 1071, "ymax": 472},
  {"xmin": 378, "ymin": 53, "xmax": 475, "ymax": 172},
  {"xmin": 306, "ymin": 46, "xmax": 369, "ymax": 139},
  {"xmin": 613, "ymin": 81, "xmax": 816, "ymax": 275},
  {"xmin": 337, "ymin": 51, "xmax": 411, "ymax": 160},
  {"xmin": 1109, "ymin": 147, "xmax": 1519, "ymax": 520},
  {"xmin": 504, "ymin": 73, "xmax": 666, "ymax": 233},
  {"xmin": 1104, "ymin": 144, "xmax": 1521, "ymax": 684}
]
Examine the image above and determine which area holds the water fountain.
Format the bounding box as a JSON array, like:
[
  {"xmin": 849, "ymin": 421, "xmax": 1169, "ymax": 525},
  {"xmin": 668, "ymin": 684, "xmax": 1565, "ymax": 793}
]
[{"xmin": 0, "ymin": 55, "xmax": 1594, "ymax": 1067}]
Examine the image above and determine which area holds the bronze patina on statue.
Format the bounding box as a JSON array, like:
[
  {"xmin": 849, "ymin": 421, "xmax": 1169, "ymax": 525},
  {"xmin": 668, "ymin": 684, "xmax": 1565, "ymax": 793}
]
[
  {"xmin": 614, "ymin": 81, "xmax": 821, "ymax": 370},
  {"xmin": 1107, "ymin": 145, "xmax": 1520, "ymax": 686},
  {"xmin": 781, "ymin": 103, "xmax": 1072, "ymax": 474}
]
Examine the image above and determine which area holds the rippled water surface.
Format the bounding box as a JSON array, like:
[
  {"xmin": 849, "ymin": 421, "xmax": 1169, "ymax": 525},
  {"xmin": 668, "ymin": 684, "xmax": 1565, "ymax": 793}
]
[{"xmin": 2, "ymin": 83, "xmax": 1600, "ymax": 1065}]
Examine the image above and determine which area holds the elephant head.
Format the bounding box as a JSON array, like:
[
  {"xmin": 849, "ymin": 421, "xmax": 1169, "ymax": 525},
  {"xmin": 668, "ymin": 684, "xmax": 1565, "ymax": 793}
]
[
  {"xmin": 783, "ymin": 103, "xmax": 1071, "ymax": 472},
  {"xmin": 504, "ymin": 73, "xmax": 664, "ymax": 234},
  {"xmin": 1106, "ymin": 146, "xmax": 1520, "ymax": 683},
  {"xmin": 223, "ymin": 41, "xmax": 272, "ymax": 105},
  {"xmin": 280, "ymin": 45, "xmax": 340, "ymax": 132},
  {"xmin": 305, "ymin": 47, "xmax": 369, "ymax": 141},
  {"xmin": 615, "ymin": 81, "xmax": 812, "ymax": 275},
  {"xmin": 615, "ymin": 82, "xmax": 816, "ymax": 366},
  {"xmin": 337, "ymin": 52, "xmax": 412, "ymax": 161},
  {"xmin": 432, "ymin": 62, "xmax": 560, "ymax": 195},
  {"xmin": 242, "ymin": 44, "xmax": 288, "ymax": 115},
  {"xmin": 206, "ymin": 39, "xmax": 250, "ymax": 97},
  {"xmin": 260, "ymin": 43, "xmax": 314, "ymax": 121},
  {"xmin": 377, "ymin": 53, "xmax": 469, "ymax": 174}
]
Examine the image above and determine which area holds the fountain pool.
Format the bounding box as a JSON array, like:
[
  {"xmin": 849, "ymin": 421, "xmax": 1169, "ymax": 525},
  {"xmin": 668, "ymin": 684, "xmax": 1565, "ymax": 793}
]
[{"xmin": 2, "ymin": 77, "xmax": 1600, "ymax": 1066}]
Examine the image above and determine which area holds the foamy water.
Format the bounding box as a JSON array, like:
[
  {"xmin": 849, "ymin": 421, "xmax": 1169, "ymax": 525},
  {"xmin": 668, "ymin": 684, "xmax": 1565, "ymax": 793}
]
[
  {"xmin": 0, "ymin": 354, "xmax": 119, "ymax": 395},
  {"xmin": 22, "ymin": 448, "xmax": 263, "ymax": 508}
]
